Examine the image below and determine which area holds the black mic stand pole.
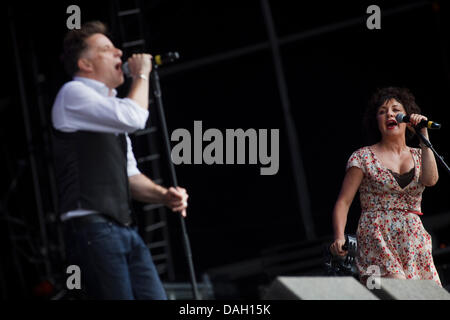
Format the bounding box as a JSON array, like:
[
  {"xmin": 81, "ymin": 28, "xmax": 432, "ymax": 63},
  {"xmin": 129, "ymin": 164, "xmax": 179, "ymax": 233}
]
[
  {"xmin": 150, "ymin": 64, "xmax": 200, "ymax": 300},
  {"xmin": 414, "ymin": 129, "xmax": 450, "ymax": 176}
]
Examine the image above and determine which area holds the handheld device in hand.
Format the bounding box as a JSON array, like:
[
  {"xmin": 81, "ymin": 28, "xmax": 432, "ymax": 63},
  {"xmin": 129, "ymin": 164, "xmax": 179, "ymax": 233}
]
[{"xmin": 324, "ymin": 234, "xmax": 358, "ymax": 277}]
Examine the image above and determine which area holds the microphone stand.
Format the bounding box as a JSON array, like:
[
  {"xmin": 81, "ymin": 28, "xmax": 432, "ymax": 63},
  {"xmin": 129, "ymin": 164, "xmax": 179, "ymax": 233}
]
[
  {"xmin": 150, "ymin": 64, "xmax": 200, "ymax": 300},
  {"xmin": 414, "ymin": 129, "xmax": 450, "ymax": 176}
]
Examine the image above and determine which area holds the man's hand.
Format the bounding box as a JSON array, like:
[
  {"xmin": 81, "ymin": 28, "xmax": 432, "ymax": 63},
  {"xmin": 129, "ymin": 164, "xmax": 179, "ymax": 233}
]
[
  {"xmin": 127, "ymin": 53, "xmax": 152, "ymax": 78},
  {"xmin": 129, "ymin": 174, "xmax": 189, "ymax": 217},
  {"xmin": 163, "ymin": 187, "xmax": 189, "ymax": 218}
]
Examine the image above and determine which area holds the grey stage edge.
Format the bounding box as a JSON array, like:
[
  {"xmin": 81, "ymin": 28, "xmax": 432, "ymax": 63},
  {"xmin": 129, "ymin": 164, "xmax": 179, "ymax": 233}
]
[
  {"xmin": 263, "ymin": 276, "xmax": 450, "ymax": 300},
  {"xmin": 263, "ymin": 276, "xmax": 379, "ymax": 300},
  {"xmin": 372, "ymin": 279, "xmax": 450, "ymax": 300}
]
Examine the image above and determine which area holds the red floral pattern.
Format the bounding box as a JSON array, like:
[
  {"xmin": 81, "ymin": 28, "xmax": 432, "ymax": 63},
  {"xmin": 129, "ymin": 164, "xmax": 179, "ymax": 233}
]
[{"xmin": 347, "ymin": 146, "xmax": 441, "ymax": 286}]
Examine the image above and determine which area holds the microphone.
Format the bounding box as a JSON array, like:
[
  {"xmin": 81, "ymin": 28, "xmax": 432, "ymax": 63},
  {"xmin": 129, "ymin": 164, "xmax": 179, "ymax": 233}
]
[
  {"xmin": 122, "ymin": 52, "xmax": 180, "ymax": 77},
  {"xmin": 154, "ymin": 52, "xmax": 180, "ymax": 66},
  {"xmin": 395, "ymin": 113, "xmax": 441, "ymax": 130}
]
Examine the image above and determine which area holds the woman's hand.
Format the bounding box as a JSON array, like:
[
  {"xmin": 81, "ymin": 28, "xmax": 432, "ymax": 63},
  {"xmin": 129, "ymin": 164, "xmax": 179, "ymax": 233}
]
[
  {"xmin": 406, "ymin": 113, "xmax": 429, "ymax": 136},
  {"xmin": 330, "ymin": 238, "xmax": 348, "ymax": 257}
]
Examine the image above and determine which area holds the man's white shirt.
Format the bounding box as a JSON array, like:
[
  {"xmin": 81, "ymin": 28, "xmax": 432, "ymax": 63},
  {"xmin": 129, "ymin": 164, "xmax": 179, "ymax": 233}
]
[{"xmin": 52, "ymin": 76, "xmax": 149, "ymax": 220}]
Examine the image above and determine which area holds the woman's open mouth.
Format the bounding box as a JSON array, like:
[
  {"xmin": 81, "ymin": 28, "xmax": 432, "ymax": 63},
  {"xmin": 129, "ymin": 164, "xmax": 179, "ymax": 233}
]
[{"xmin": 386, "ymin": 119, "xmax": 398, "ymax": 129}]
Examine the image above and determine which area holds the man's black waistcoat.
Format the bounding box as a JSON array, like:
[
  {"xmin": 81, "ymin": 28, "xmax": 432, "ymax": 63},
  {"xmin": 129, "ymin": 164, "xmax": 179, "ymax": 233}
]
[{"xmin": 53, "ymin": 130, "xmax": 132, "ymax": 225}]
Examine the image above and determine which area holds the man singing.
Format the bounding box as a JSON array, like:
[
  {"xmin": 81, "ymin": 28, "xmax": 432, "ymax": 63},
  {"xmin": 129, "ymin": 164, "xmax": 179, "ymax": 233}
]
[{"xmin": 52, "ymin": 21, "xmax": 189, "ymax": 299}]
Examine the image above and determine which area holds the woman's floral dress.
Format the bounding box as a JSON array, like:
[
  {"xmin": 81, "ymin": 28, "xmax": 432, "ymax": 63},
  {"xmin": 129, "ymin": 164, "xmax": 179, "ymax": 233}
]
[{"xmin": 346, "ymin": 146, "xmax": 441, "ymax": 286}]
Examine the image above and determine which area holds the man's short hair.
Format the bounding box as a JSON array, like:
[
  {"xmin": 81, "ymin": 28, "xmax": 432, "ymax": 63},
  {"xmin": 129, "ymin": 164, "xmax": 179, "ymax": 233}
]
[{"xmin": 62, "ymin": 21, "xmax": 109, "ymax": 77}]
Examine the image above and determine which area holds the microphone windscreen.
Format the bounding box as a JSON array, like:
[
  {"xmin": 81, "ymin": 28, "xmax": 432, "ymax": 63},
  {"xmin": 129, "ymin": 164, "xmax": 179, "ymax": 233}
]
[
  {"xmin": 122, "ymin": 62, "xmax": 131, "ymax": 77},
  {"xmin": 396, "ymin": 113, "xmax": 407, "ymax": 123}
]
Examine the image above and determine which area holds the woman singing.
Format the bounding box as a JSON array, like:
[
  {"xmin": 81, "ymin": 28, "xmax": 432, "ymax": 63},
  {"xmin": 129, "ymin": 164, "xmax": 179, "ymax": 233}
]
[{"xmin": 330, "ymin": 87, "xmax": 441, "ymax": 286}]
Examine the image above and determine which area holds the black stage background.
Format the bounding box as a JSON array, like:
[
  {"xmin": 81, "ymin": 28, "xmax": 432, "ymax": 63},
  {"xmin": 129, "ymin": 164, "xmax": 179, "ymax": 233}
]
[{"xmin": 0, "ymin": 0, "xmax": 449, "ymax": 299}]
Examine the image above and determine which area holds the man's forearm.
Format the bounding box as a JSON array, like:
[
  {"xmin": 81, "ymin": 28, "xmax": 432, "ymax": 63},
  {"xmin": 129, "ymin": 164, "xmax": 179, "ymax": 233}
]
[
  {"xmin": 125, "ymin": 53, "xmax": 152, "ymax": 110},
  {"xmin": 129, "ymin": 173, "xmax": 167, "ymax": 204},
  {"xmin": 127, "ymin": 77, "xmax": 149, "ymax": 110}
]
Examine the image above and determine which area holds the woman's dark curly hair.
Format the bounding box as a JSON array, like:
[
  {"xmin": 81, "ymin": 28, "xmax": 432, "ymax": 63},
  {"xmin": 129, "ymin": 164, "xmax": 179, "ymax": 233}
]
[{"xmin": 363, "ymin": 87, "xmax": 421, "ymax": 144}]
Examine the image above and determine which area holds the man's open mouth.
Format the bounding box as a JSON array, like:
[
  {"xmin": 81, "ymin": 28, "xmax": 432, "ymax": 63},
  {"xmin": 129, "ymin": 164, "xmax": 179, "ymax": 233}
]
[{"xmin": 115, "ymin": 62, "xmax": 122, "ymax": 71}]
